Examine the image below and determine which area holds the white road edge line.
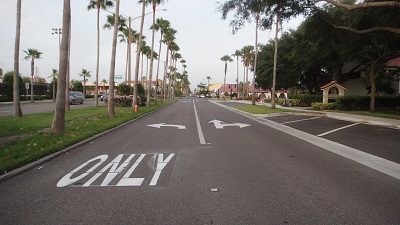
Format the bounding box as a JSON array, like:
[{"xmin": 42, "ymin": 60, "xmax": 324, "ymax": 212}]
[
  {"xmin": 193, "ymin": 100, "xmax": 206, "ymax": 145},
  {"xmin": 282, "ymin": 116, "xmax": 320, "ymax": 124},
  {"xmin": 317, "ymin": 122, "xmax": 361, "ymax": 137}
]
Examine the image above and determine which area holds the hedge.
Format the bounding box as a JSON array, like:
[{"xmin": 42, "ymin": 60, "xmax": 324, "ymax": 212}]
[
  {"xmin": 288, "ymin": 95, "xmax": 323, "ymax": 106},
  {"xmin": 335, "ymin": 95, "xmax": 400, "ymax": 110}
]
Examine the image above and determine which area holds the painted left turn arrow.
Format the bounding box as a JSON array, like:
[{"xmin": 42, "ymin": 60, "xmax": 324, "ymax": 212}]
[{"xmin": 147, "ymin": 123, "xmax": 186, "ymax": 129}]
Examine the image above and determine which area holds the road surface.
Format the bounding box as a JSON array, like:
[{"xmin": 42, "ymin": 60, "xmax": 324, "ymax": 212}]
[{"xmin": 0, "ymin": 98, "xmax": 399, "ymax": 224}]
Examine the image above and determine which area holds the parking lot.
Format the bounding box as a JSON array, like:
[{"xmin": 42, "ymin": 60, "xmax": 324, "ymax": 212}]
[{"xmin": 265, "ymin": 114, "xmax": 400, "ymax": 164}]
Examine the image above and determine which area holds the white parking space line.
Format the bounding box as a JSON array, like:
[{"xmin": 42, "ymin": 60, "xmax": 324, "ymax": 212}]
[
  {"xmin": 193, "ymin": 100, "xmax": 207, "ymax": 145},
  {"xmin": 317, "ymin": 122, "xmax": 361, "ymax": 137},
  {"xmin": 282, "ymin": 117, "xmax": 320, "ymax": 124}
]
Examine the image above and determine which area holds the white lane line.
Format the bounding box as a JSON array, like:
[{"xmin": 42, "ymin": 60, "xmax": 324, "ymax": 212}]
[
  {"xmin": 317, "ymin": 122, "xmax": 361, "ymax": 137},
  {"xmin": 193, "ymin": 100, "xmax": 206, "ymax": 145},
  {"xmin": 282, "ymin": 117, "xmax": 320, "ymax": 124}
]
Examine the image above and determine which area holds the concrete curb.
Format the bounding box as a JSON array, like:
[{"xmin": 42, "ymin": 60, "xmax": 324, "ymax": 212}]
[{"xmin": 0, "ymin": 103, "xmax": 172, "ymax": 183}]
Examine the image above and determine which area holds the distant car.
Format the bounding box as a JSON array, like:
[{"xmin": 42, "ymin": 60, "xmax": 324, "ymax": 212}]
[
  {"xmin": 69, "ymin": 91, "xmax": 84, "ymax": 105},
  {"xmin": 200, "ymin": 94, "xmax": 205, "ymax": 98},
  {"xmin": 100, "ymin": 92, "xmax": 108, "ymax": 102}
]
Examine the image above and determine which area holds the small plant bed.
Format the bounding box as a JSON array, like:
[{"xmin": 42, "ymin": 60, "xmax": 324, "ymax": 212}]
[
  {"xmin": 0, "ymin": 101, "xmax": 174, "ymax": 174},
  {"xmin": 234, "ymin": 105, "xmax": 293, "ymax": 114},
  {"xmin": 330, "ymin": 109, "xmax": 400, "ymax": 120}
]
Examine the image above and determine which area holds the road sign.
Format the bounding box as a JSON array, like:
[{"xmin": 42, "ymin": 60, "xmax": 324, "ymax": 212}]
[{"xmin": 208, "ymin": 120, "xmax": 251, "ymax": 129}]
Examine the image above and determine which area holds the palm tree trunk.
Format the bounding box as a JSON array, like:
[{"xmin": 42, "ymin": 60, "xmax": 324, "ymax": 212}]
[
  {"xmin": 107, "ymin": 0, "xmax": 120, "ymax": 118},
  {"xmin": 65, "ymin": 19, "xmax": 71, "ymax": 111},
  {"xmin": 133, "ymin": 0, "xmax": 146, "ymax": 108},
  {"xmin": 51, "ymin": 0, "xmax": 70, "ymax": 134},
  {"xmin": 251, "ymin": 13, "xmax": 259, "ymax": 105},
  {"xmin": 147, "ymin": 5, "xmax": 157, "ymax": 107},
  {"xmin": 271, "ymin": 13, "xmax": 279, "ymax": 109},
  {"xmin": 236, "ymin": 56, "xmax": 239, "ymax": 100},
  {"xmin": 223, "ymin": 62, "xmax": 227, "ymax": 101},
  {"xmin": 154, "ymin": 32, "xmax": 163, "ymax": 105},
  {"xmin": 94, "ymin": 5, "xmax": 100, "ymax": 107},
  {"xmin": 30, "ymin": 59, "xmax": 34, "ymax": 102},
  {"xmin": 128, "ymin": 17, "xmax": 132, "ymax": 94},
  {"xmin": 13, "ymin": 0, "xmax": 22, "ymax": 117},
  {"xmin": 163, "ymin": 47, "xmax": 170, "ymax": 102}
]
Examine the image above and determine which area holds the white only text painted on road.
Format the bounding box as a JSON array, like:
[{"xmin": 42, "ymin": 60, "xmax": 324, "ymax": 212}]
[{"xmin": 57, "ymin": 153, "xmax": 175, "ymax": 187}]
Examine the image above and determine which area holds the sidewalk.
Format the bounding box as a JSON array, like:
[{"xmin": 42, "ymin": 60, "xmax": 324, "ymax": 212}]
[{"xmin": 224, "ymin": 99, "xmax": 400, "ymax": 129}]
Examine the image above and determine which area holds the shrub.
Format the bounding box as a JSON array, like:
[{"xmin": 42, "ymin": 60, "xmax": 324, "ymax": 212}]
[
  {"xmin": 335, "ymin": 95, "xmax": 400, "ymax": 110},
  {"xmin": 311, "ymin": 102, "xmax": 335, "ymax": 110},
  {"xmin": 288, "ymin": 95, "xmax": 323, "ymax": 106}
]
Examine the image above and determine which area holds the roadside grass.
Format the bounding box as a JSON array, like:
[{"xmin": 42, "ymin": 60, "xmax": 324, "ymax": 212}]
[
  {"xmin": 330, "ymin": 109, "xmax": 400, "ymax": 120},
  {"xmin": 0, "ymin": 101, "xmax": 174, "ymax": 174},
  {"xmin": 234, "ymin": 105, "xmax": 293, "ymax": 114}
]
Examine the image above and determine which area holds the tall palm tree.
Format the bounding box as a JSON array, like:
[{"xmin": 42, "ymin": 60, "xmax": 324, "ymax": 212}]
[
  {"xmin": 206, "ymin": 76, "xmax": 212, "ymax": 90},
  {"xmin": 232, "ymin": 49, "xmax": 242, "ymax": 98},
  {"xmin": 51, "ymin": 0, "xmax": 71, "ymax": 134},
  {"xmin": 87, "ymin": 0, "xmax": 114, "ymax": 107},
  {"xmin": 108, "ymin": 0, "xmax": 120, "ymax": 118},
  {"xmin": 47, "ymin": 69, "xmax": 58, "ymax": 102},
  {"xmin": 151, "ymin": 18, "xmax": 170, "ymax": 104},
  {"xmin": 120, "ymin": 27, "xmax": 138, "ymax": 84},
  {"xmin": 143, "ymin": 0, "xmax": 167, "ymax": 107},
  {"xmin": 168, "ymin": 41, "xmax": 179, "ymax": 99},
  {"xmin": 162, "ymin": 27, "xmax": 177, "ymax": 102},
  {"xmin": 271, "ymin": 13, "xmax": 279, "ymax": 109},
  {"xmin": 79, "ymin": 68, "xmax": 91, "ymax": 98},
  {"xmin": 241, "ymin": 45, "xmax": 254, "ymax": 98},
  {"xmin": 220, "ymin": 55, "xmax": 233, "ymax": 100},
  {"xmin": 133, "ymin": 0, "xmax": 146, "ymax": 108},
  {"xmin": 13, "ymin": 0, "xmax": 22, "ymax": 117},
  {"xmin": 23, "ymin": 48, "xmax": 42, "ymax": 103},
  {"xmin": 252, "ymin": 12, "xmax": 260, "ymax": 105}
]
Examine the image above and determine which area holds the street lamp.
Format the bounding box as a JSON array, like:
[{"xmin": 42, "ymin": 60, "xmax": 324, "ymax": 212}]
[{"xmin": 51, "ymin": 28, "xmax": 62, "ymax": 49}]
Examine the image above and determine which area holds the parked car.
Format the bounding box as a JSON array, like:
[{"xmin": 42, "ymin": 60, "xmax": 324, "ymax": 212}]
[
  {"xmin": 69, "ymin": 91, "xmax": 84, "ymax": 105},
  {"xmin": 100, "ymin": 92, "xmax": 108, "ymax": 102}
]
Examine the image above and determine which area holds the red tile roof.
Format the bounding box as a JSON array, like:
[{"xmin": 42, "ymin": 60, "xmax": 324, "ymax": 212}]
[
  {"xmin": 386, "ymin": 57, "xmax": 400, "ymax": 67},
  {"xmin": 320, "ymin": 81, "xmax": 347, "ymax": 90}
]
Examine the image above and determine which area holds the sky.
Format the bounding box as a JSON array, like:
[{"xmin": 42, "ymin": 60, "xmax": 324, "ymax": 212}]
[{"xmin": 0, "ymin": 0, "xmax": 304, "ymax": 91}]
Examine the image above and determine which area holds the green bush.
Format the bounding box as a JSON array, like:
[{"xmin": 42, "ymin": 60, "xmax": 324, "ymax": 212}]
[
  {"xmin": 311, "ymin": 102, "xmax": 335, "ymax": 110},
  {"xmin": 288, "ymin": 95, "xmax": 323, "ymax": 106},
  {"xmin": 335, "ymin": 95, "xmax": 400, "ymax": 110}
]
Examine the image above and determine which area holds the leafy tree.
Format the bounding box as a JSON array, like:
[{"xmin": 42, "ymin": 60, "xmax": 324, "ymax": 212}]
[
  {"xmin": 51, "ymin": 0, "xmax": 71, "ymax": 134},
  {"xmin": 87, "ymin": 0, "xmax": 114, "ymax": 107},
  {"xmin": 13, "ymin": 0, "xmax": 22, "ymax": 117},
  {"xmin": 23, "ymin": 48, "xmax": 43, "ymax": 102},
  {"xmin": 3, "ymin": 71, "xmax": 24, "ymax": 100}
]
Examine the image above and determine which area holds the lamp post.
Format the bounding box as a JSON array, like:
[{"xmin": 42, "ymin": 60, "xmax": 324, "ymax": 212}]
[{"xmin": 51, "ymin": 28, "xmax": 62, "ymax": 49}]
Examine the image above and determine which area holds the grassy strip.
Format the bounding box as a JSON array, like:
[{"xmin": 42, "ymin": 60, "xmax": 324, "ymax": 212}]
[
  {"xmin": 233, "ymin": 105, "xmax": 293, "ymax": 114},
  {"xmin": 330, "ymin": 110, "xmax": 400, "ymax": 120},
  {"xmin": 0, "ymin": 101, "xmax": 174, "ymax": 173}
]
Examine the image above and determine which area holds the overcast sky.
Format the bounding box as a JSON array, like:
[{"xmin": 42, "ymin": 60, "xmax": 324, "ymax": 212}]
[{"xmin": 0, "ymin": 0, "xmax": 303, "ymax": 91}]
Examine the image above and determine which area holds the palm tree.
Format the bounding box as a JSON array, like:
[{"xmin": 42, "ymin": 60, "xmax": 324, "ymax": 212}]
[
  {"xmin": 168, "ymin": 41, "xmax": 179, "ymax": 99},
  {"xmin": 220, "ymin": 55, "xmax": 233, "ymax": 100},
  {"xmin": 241, "ymin": 45, "xmax": 254, "ymax": 98},
  {"xmin": 79, "ymin": 69, "xmax": 91, "ymax": 98},
  {"xmin": 252, "ymin": 12, "xmax": 260, "ymax": 105},
  {"xmin": 120, "ymin": 27, "xmax": 138, "ymax": 84},
  {"xmin": 133, "ymin": 0, "xmax": 147, "ymax": 108},
  {"xmin": 232, "ymin": 49, "xmax": 242, "ymax": 98},
  {"xmin": 13, "ymin": 0, "xmax": 22, "ymax": 117},
  {"xmin": 23, "ymin": 48, "xmax": 43, "ymax": 102},
  {"xmin": 206, "ymin": 76, "xmax": 212, "ymax": 90},
  {"xmin": 162, "ymin": 27, "xmax": 177, "ymax": 102},
  {"xmin": 151, "ymin": 18, "xmax": 170, "ymax": 104},
  {"xmin": 87, "ymin": 0, "xmax": 114, "ymax": 107},
  {"xmin": 51, "ymin": 0, "xmax": 71, "ymax": 134},
  {"xmin": 47, "ymin": 69, "xmax": 58, "ymax": 101},
  {"xmin": 108, "ymin": 0, "xmax": 120, "ymax": 118},
  {"xmin": 101, "ymin": 79, "xmax": 107, "ymax": 92},
  {"xmin": 143, "ymin": 0, "xmax": 167, "ymax": 107}
]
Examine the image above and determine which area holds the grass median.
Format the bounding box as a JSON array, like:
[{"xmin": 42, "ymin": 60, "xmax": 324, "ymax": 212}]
[
  {"xmin": 0, "ymin": 101, "xmax": 174, "ymax": 174},
  {"xmin": 233, "ymin": 104, "xmax": 293, "ymax": 114}
]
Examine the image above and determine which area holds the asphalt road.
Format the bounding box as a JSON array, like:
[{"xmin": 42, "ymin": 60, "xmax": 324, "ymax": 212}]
[{"xmin": 0, "ymin": 98, "xmax": 399, "ymax": 224}]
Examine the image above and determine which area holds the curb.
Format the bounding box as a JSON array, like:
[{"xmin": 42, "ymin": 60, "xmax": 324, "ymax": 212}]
[{"xmin": 0, "ymin": 103, "xmax": 172, "ymax": 183}]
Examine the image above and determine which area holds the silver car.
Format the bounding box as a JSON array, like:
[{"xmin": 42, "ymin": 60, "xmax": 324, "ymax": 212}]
[{"xmin": 69, "ymin": 91, "xmax": 84, "ymax": 105}]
